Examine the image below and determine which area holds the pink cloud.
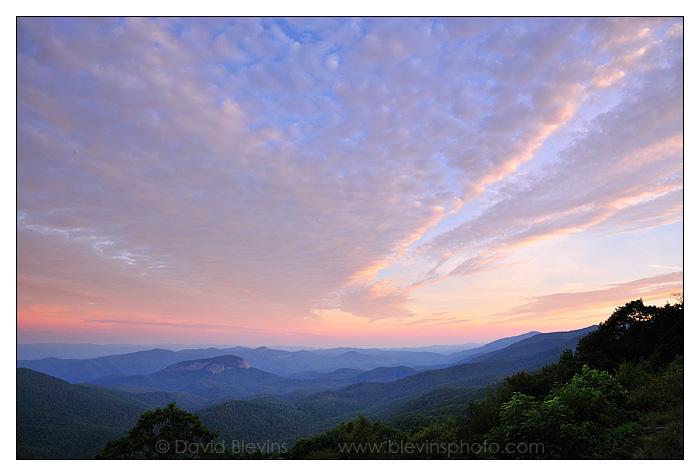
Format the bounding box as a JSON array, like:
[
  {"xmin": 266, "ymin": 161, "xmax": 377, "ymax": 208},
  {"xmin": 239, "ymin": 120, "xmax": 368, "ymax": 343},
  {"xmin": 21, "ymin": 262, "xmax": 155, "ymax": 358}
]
[{"xmin": 491, "ymin": 271, "xmax": 683, "ymax": 323}]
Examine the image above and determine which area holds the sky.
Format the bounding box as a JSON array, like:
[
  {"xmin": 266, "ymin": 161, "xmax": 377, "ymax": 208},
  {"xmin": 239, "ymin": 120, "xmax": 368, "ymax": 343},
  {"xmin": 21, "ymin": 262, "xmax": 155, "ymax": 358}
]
[{"xmin": 16, "ymin": 17, "xmax": 683, "ymax": 348}]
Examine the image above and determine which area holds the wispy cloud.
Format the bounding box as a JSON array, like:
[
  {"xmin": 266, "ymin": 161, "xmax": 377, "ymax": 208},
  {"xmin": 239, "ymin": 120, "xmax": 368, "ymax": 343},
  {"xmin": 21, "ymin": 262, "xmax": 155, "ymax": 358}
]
[
  {"xmin": 392, "ymin": 316, "xmax": 473, "ymax": 327},
  {"xmin": 83, "ymin": 318, "xmax": 262, "ymax": 332},
  {"xmin": 492, "ymin": 271, "xmax": 683, "ymax": 323}
]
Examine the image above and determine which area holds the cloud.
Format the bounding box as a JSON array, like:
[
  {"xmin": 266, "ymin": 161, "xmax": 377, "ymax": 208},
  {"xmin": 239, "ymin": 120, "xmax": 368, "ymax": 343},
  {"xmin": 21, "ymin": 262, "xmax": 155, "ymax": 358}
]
[
  {"xmin": 491, "ymin": 271, "xmax": 683, "ymax": 323},
  {"xmin": 417, "ymin": 18, "xmax": 682, "ymax": 283},
  {"xmin": 83, "ymin": 318, "xmax": 260, "ymax": 332},
  {"xmin": 390, "ymin": 315, "xmax": 473, "ymax": 327},
  {"xmin": 16, "ymin": 17, "xmax": 683, "ymax": 337},
  {"xmin": 319, "ymin": 281, "xmax": 416, "ymax": 321}
]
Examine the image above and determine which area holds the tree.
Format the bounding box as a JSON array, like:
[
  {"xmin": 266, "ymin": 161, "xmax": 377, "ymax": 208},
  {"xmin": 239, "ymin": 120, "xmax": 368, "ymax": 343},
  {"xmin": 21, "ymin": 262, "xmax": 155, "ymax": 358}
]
[
  {"xmin": 287, "ymin": 415, "xmax": 406, "ymax": 459},
  {"xmin": 95, "ymin": 402, "xmax": 220, "ymax": 459},
  {"xmin": 576, "ymin": 299, "xmax": 683, "ymax": 372},
  {"xmin": 484, "ymin": 366, "xmax": 638, "ymax": 459}
]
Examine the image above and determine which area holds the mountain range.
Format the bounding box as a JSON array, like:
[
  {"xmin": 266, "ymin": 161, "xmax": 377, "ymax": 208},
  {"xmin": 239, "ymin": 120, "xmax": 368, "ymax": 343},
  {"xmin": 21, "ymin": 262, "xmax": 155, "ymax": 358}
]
[
  {"xmin": 17, "ymin": 325, "xmax": 597, "ymax": 458},
  {"xmin": 18, "ymin": 329, "xmax": 546, "ymax": 383}
]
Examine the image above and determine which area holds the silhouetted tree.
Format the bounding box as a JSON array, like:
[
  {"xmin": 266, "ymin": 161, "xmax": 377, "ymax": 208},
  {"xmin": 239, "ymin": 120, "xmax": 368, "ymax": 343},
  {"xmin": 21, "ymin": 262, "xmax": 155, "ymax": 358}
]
[
  {"xmin": 576, "ymin": 299, "xmax": 683, "ymax": 372},
  {"xmin": 95, "ymin": 402, "xmax": 220, "ymax": 459}
]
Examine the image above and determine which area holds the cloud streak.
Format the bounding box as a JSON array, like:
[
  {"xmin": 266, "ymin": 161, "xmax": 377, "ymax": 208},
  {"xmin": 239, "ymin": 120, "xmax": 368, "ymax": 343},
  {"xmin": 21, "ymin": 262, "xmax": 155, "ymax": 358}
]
[{"xmin": 492, "ymin": 271, "xmax": 683, "ymax": 324}]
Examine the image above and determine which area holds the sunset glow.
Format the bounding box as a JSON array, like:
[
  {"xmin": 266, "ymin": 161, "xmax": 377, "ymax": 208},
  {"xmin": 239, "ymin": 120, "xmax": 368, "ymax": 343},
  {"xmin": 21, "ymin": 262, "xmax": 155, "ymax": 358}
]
[{"xmin": 17, "ymin": 17, "xmax": 683, "ymax": 348}]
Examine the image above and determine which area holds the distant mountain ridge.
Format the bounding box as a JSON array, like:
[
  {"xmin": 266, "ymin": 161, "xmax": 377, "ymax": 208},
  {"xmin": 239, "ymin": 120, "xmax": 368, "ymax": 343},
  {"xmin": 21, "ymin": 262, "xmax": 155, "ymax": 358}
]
[
  {"xmin": 88, "ymin": 325, "xmax": 594, "ymax": 405},
  {"xmin": 16, "ymin": 329, "xmax": 548, "ymax": 383},
  {"xmin": 17, "ymin": 343, "xmax": 166, "ymax": 360},
  {"xmin": 459, "ymin": 326, "xmax": 597, "ymax": 365},
  {"xmin": 87, "ymin": 358, "xmax": 421, "ymax": 402},
  {"xmin": 445, "ymin": 331, "xmax": 541, "ymax": 363},
  {"xmin": 378, "ymin": 343, "xmax": 484, "ymax": 354},
  {"xmin": 16, "ymin": 348, "xmax": 229, "ymax": 383}
]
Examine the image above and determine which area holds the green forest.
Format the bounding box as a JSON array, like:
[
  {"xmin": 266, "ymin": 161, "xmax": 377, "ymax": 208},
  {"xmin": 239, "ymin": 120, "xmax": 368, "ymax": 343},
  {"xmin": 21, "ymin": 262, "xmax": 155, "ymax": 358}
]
[{"xmin": 94, "ymin": 297, "xmax": 683, "ymax": 459}]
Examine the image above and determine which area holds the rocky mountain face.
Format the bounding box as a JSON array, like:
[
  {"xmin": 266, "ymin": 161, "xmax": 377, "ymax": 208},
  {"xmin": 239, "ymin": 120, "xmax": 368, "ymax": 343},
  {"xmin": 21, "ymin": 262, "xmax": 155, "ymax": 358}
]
[{"xmin": 163, "ymin": 355, "xmax": 250, "ymax": 373}]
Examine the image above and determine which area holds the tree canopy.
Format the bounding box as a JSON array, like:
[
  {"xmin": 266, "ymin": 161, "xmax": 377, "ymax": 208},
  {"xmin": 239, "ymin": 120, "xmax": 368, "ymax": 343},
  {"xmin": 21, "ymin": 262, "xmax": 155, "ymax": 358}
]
[
  {"xmin": 576, "ymin": 299, "xmax": 683, "ymax": 372},
  {"xmin": 95, "ymin": 402, "xmax": 219, "ymax": 459}
]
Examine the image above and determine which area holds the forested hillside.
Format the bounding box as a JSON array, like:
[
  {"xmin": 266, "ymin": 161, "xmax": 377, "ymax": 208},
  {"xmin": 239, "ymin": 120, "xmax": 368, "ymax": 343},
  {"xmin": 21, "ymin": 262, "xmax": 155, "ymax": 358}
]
[
  {"xmin": 16, "ymin": 369, "xmax": 217, "ymax": 459},
  {"xmin": 17, "ymin": 369, "xmax": 148, "ymax": 459}
]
